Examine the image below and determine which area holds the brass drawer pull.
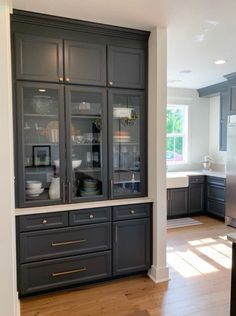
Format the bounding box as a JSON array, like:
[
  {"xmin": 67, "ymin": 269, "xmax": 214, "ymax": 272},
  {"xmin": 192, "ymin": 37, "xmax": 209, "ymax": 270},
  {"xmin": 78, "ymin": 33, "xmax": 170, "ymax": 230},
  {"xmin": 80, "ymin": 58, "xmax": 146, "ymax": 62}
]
[
  {"xmin": 52, "ymin": 267, "xmax": 86, "ymax": 277},
  {"xmin": 51, "ymin": 239, "xmax": 86, "ymax": 247},
  {"xmin": 129, "ymin": 210, "xmax": 135, "ymax": 214},
  {"xmin": 89, "ymin": 214, "xmax": 94, "ymax": 219},
  {"xmin": 42, "ymin": 219, "xmax": 48, "ymax": 224}
]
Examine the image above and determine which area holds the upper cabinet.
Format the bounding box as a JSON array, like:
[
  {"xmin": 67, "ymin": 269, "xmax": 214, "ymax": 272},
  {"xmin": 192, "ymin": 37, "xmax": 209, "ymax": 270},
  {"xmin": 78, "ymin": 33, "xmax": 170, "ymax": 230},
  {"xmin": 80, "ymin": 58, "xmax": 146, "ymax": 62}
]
[
  {"xmin": 108, "ymin": 46, "xmax": 145, "ymax": 89},
  {"xmin": 64, "ymin": 41, "xmax": 106, "ymax": 86},
  {"xmin": 229, "ymin": 85, "xmax": 236, "ymax": 114},
  {"xmin": 15, "ymin": 33, "xmax": 63, "ymax": 82}
]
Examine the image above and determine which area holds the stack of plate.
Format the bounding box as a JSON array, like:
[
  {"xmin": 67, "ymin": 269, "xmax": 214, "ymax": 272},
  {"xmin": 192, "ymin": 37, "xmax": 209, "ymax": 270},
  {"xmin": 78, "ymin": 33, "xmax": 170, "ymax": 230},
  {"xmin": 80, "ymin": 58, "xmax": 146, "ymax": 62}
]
[
  {"xmin": 26, "ymin": 180, "xmax": 44, "ymax": 197},
  {"xmin": 80, "ymin": 179, "xmax": 99, "ymax": 196}
]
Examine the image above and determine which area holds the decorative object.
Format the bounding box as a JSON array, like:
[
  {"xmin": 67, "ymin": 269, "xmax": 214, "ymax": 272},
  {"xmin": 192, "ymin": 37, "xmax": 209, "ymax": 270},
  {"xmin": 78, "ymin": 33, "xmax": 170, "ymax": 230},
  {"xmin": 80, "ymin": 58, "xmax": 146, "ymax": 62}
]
[
  {"xmin": 26, "ymin": 187, "xmax": 44, "ymax": 197},
  {"xmin": 49, "ymin": 177, "xmax": 60, "ymax": 200},
  {"xmin": 32, "ymin": 95, "xmax": 53, "ymax": 114},
  {"xmin": 26, "ymin": 180, "xmax": 42, "ymax": 190},
  {"xmin": 33, "ymin": 146, "xmax": 51, "ymax": 166},
  {"xmin": 202, "ymin": 155, "xmax": 212, "ymax": 171},
  {"xmin": 54, "ymin": 159, "xmax": 82, "ymax": 169}
]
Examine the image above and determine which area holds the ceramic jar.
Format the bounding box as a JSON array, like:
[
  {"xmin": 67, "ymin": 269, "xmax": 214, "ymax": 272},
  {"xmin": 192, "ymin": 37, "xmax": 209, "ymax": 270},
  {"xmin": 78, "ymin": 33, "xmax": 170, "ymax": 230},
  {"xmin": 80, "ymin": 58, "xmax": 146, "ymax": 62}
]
[{"xmin": 49, "ymin": 177, "xmax": 60, "ymax": 200}]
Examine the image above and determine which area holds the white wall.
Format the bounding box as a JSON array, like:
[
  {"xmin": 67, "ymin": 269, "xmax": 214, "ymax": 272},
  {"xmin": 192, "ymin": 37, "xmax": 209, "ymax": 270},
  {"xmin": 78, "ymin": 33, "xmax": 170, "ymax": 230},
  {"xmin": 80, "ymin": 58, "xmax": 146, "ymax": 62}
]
[
  {"xmin": 0, "ymin": 0, "xmax": 19, "ymax": 315},
  {"xmin": 148, "ymin": 27, "xmax": 169, "ymax": 283},
  {"xmin": 167, "ymin": 87, "xmax": 210, "ymax": 171},
  {"xmin": 209, "ymin": 95, "xmax": 227, "ymax": 168}
]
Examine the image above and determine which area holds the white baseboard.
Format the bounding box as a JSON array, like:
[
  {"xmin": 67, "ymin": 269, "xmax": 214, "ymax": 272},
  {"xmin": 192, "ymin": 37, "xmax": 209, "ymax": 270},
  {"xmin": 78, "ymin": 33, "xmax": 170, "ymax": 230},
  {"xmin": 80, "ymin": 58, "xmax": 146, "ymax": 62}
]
[{"xmin": 148, "ymin": 265, "xmax": 169, "ymax": 283}]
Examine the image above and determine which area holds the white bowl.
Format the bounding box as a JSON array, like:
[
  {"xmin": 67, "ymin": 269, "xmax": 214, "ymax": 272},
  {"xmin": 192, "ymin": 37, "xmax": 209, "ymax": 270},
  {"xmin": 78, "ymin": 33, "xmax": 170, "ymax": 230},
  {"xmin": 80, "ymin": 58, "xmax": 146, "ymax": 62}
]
[
  {"xmin": 54, "ymin": 160, "xmax": 82, "ymax": 169},
  {"xmin": 26, "ymin": 188, "xmax": 44, "ymax": 197},
  {"xmin": 72, "ymin": 160, "xmax": 82, "ymax": 169},
  {"xmin": 26, "ymin": 180, "xmax": 42, "ymax": 190}
]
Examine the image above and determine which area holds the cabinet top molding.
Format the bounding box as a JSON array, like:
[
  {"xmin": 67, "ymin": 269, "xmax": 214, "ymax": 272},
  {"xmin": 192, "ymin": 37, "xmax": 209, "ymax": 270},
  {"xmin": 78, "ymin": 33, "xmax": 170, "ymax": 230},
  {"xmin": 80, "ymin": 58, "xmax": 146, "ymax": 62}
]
[{"xmin": 11, "ymin": 9, "xmax": 150, "ymax": 41}]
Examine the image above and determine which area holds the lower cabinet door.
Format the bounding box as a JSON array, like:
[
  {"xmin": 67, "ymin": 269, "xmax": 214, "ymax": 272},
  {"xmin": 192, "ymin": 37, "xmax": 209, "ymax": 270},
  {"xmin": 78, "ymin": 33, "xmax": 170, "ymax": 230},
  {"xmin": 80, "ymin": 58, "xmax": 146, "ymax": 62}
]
[
  {"xmin": 170, "ymin": 188, "xmax": 188, "ymax": 216},
  {"xmin": 189, "ymin": 184, "xmax": 205, "ymax": 214},
  {"xmin": 113, "ymin": 218, "xmax": 150, "ymax": 276},
  {"xmin": 20, "ymin": 251, "xmax": 112, "ymax": 295}
]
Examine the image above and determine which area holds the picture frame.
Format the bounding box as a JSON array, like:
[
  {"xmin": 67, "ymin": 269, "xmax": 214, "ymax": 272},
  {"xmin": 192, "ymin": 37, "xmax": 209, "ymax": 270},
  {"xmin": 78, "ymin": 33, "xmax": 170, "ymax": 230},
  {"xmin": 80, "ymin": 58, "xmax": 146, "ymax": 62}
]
[{"xmin": 33, "ymin": 145, "xmax": 51, "ymax": 167}]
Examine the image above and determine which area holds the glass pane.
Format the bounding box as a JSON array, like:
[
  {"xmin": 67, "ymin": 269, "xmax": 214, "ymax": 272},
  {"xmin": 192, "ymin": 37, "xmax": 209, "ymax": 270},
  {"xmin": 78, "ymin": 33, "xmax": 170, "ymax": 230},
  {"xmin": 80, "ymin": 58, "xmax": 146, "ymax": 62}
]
[
  {"xmin": 167, "ymin": 107, "xmax": 183, "ymax": 134},
  {"xmin": 70, "ymin": 90, "xmax": 103, "ymax": 198},
  {"xmin": 166, "ymin": 136, "xmax": 174, "ymax": 161},
  {"xmin": 175, "ymin": 136, "xmax": 183, "ymax": 161},
  {"xmin": 23, "ymin": 86, "xmax": 62, "ymax": 202},
  {"xmin": 112, "ymin": 93, "xmax": 141, "ymax": 196},
  {"xmin": 166, "ymin": 108, "xmax": 174, "ymax": 133}
]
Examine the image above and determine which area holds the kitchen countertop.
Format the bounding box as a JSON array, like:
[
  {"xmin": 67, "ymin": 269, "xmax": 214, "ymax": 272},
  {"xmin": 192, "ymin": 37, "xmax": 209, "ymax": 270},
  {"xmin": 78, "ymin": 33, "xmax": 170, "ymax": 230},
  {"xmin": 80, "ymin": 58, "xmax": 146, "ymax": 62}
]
[
  {"xmin": 14, "ymin": 197, "xmax": 153, "ymax": 216},
  {"xmin": 228, "ymin": 233, "xmax": 236, "ymax": 243},
  {"xmin": 167, "ymin": 170, "xmax": 226, "ymax": 178}
]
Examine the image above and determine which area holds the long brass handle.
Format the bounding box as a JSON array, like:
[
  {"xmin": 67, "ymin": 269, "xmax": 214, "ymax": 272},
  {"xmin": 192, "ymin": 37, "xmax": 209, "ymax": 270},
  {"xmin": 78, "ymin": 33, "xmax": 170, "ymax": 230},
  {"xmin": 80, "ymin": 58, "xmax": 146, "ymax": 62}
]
[
  {"xmin": 110, "ymin": 179, "xmax": 113, "ymax": 195},
  {"xmin": 51, "ymin": 239, "xmax": 86, "ymax": 247},
  {"xmin": 115, "ymin": 225, "xmax": 118, "ymax": 243},
  {"xmin": 62, "ymin": 182, "xmax": 66, "ymax": 203},
  {"xmin": 52, "ymin": 267, "xmax": 86, "ymax": 277}
]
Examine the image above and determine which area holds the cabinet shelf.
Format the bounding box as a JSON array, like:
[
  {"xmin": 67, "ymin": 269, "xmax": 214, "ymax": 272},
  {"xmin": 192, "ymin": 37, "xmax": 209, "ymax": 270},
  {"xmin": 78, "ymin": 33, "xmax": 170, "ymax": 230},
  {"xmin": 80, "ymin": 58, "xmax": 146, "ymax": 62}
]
[
  {"xmin": 25, "ymin": 143, "xmax": 59, "ymax": 146},
  {"xmin": 72, "ymin": 143, "xmax": 101, "ymax": 146},
  {"xmin": 24, "ymin": 114, "xmax": 57, "ymax": 118},
  {"xmin": 71, "ymin": 114, "xmax": 101, "ymax": 119},
  {"xmin": 75, "ymin": 168, "xmax": 101, "ymax": 173},
  {"xmin": 113, "ymin": 142, "xmax": 139, "ymax": 146}
]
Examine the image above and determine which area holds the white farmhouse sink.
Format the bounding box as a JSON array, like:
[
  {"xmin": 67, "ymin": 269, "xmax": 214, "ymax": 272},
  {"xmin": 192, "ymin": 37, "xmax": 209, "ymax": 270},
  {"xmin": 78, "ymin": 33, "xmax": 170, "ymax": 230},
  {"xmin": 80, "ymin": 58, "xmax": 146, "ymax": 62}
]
[{"xmin": 166, "ymin": 172, "xmax": 189, "ymax": 188}]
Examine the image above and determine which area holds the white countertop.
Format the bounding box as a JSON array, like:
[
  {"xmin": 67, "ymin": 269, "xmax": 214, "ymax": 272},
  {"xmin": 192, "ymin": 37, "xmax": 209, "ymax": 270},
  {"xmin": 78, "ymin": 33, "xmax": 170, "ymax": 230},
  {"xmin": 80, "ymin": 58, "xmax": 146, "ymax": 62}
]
[
  {"xmin": 167, "ymin": 170, "xmax": 226, "ymax": 178},
  {"xmin": 227, "ymin": 233, "xmax": 236, "ymax": 243},
  {"xmin": 14, "ymin": 197, "xmax": 153, "ymax": 216}
]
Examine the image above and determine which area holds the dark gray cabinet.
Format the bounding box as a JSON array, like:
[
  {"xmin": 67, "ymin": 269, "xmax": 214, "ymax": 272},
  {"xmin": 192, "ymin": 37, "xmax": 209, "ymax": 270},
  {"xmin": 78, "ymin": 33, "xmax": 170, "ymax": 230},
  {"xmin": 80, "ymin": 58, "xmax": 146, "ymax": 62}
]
[
  {"xmin": 16, "ymin": 203, "xmax": 152, "ymax": 295},
  {"xmin": 220, "ymin": 91, "xmax": 229, "ymax": 151},
  {"xmin": 189, "ymin": 184, "xmax": 205, "ymax": 214},
  {"xmin": 229, "ymin": 85, "xmax": 236, "ymax": 115},
  {"xmin": 206, "ymin": 176, "xmax": 226, "ymax": 219},
  {"xmin": 15, "ymin": 33, "xmax": 63, "ymax": 83},
  {"xmin": 167, "ymin": 188, "xmax": 188, "ymax": 217},
  {"xmin": 108, "ymin": 46, "xmax": 145, "ymax": 89},
  {"xmin": 12, "ymin": 11, "xmax": 149, "ymax": 208},
  {"xmin": 64, "ymin": 41, "xmax": 106, "ymax": 86}
]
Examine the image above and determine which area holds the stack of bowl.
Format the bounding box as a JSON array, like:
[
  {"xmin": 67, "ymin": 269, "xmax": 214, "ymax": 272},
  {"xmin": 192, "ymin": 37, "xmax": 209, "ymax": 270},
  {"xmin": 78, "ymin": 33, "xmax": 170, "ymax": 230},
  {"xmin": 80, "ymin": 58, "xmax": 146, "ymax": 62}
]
[
  {"xmin": 26, "ymin": 181, "xmax": 44, "ymax": 197},
  {"xmin": 80, "ymin": 179, "xmax": 99, "ymax": 196}
]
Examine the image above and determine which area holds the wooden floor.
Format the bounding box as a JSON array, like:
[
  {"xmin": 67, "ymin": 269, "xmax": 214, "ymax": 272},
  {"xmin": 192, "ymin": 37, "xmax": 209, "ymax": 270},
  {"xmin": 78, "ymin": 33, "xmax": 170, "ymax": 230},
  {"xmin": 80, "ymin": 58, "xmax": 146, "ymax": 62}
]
[{"xmin": 21, "ymin": 216, "xmax": 235, "ymax": 316}]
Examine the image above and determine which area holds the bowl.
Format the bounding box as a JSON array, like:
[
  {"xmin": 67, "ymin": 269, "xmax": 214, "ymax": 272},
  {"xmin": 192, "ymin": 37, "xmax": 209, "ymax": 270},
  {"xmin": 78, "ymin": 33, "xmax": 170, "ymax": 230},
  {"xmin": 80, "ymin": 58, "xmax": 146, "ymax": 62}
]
[
  {"xmin": 26, "ymin": 180, "xmax": 42, "ymax": 190},
  {"xmin": 54, "ymin": 160, "xmax": 82, "ymax": 169},
  {"xmin": 26, "ymin": 187, "xmax": 44, "ymax": 197}
]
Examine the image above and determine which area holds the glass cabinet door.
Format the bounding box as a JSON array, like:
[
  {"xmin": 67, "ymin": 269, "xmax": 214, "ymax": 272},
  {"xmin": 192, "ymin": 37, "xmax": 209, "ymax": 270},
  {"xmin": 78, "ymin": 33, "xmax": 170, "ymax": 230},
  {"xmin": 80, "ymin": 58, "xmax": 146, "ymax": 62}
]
[
  {"xmin": 16, "ymin": 82, "xmax": 65, "ymax": 206},
  {"xmin": 66, "ymin": 86, "xmax": 107, "ymax": 201},
  {"xmin": 109, "ymin": 89, "xmax": 146, "ymax": 198}
]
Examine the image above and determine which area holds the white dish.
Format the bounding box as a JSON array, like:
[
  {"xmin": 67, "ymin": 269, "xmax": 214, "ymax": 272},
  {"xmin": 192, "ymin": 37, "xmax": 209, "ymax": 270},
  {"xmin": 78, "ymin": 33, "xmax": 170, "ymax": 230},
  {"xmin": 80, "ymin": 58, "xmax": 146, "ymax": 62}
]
[
  {"xmin": 26, "ymin": 188, "xmax": 44, "ymax": 197},
  {"xmin": 54, "ymin": 160, "xmax": 82, "ymax": 169},
  {"xmin": 26, "ymin": 180, "xmax": 42, "ymax": 190}
]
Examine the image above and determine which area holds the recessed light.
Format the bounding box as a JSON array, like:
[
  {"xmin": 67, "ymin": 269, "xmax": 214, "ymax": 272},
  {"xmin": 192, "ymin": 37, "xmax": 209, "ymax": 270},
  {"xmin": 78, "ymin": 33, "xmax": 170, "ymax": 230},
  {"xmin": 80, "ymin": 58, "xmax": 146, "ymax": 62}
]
[
  {"xmin": 38, "ymin": 89, "xmax": 46, "ymax": 92},
  {"xmin": 180, "ymin": 69, "xmax": 192, "ymax": 74},
  {"xmin": 214, "ymin": 59, "xmax": 227, "ymax": 65},
  {"xmin": 168, "ymin": 79, "xmax": 182, "ymax": 84}
]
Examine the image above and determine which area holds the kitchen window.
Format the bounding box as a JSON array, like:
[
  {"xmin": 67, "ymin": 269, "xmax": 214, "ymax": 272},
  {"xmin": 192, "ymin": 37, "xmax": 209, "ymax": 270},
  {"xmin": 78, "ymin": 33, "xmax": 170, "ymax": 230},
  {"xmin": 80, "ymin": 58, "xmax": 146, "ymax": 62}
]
[{"xmin": 166, "ymin": 105, "xmax": 188, "ymax": 163}]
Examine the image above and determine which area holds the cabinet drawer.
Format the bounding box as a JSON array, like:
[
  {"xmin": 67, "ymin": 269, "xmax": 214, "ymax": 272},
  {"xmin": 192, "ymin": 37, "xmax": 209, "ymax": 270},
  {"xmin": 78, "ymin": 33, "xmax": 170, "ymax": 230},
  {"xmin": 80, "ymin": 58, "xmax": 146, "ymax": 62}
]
[
  {"xmin": 113, "ymin": 203, "xmax": 151, "ymax": 221},
  {"xmin": 69, "ymin": 207, "xmax": 111, "ymax": 225},
  {"xmin": 207, "ymin": 200, "xmax": 225, "ymax": 218},
  {"xmin": 18, "ymin": 212, "xmax": 68, "ymax": 232},
  {"xmin": 207, "ymin": 184, "xmax": 226, "ymax": 202},
  {"xmin": 20, "ymin": 223, "xmax": 111, "ymax": 263},
  {"xmin": 189, "ymin": 176, "xmax": 205, "ymax": 184},
  {"xmin": 207, "ymin": 176, "xmax": 226, "ymax": 186},
  {"xmin": 20, "ymin": 251, "xmax": 112, "ymax": 295}
]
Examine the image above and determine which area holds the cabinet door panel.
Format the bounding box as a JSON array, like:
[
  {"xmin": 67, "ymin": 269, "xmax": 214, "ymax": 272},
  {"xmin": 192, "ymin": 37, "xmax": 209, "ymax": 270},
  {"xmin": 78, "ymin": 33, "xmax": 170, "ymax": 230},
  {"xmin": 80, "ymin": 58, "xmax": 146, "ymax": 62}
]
[
  {"xmin": 229, "ymin": 85, "xmax": 236, "ymax": 114},
  {"xmin": 207, "ymin": 184, "xmax": 226, "ymax": 202},
  {"xmin": 108, "ymin": 46, "xmax": 145, "ymax": 89},
  {"xmin": 15, "ymin": 33, "xmax": 63, "ymax": 82},
  {"xmin": 64, "ymin": 41, "xmax": 106, "ymax": 86},
  {"xmin": 16, "ymin": 82, "xmax": 66, "ymax": 207},
  {"xmin": 207, "ymin": 200, "xmax": 225, "ymax": 218},
  {"xmin": 108, "ymin": 89, "xmax": 146, "ymax": 198},
  {"xmin": 65, "ymin": 86, "xmax": 107, "ymax": 202},
  {"xmin": 189, "ymin": 184, "xmax": 205, "ymax": 214},
  {"xmin": 113, "ymin": 218, "xmax": 150, "ymax": 276},
  {"xmin": 169, "ymin": 188, "xmax": 188, "ymax": 216}
]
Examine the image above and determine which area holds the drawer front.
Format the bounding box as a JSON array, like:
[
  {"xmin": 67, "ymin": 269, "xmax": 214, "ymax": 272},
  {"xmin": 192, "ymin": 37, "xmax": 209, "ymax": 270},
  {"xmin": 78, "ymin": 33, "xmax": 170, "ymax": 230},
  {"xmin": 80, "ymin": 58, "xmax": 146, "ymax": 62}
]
[
  {"xmin": 207, "ymin": 184, "xmax": 226, "ymax": 202},
  {"xmin": 20, "ymin": 251, "xmax": 112, "ymax": 295},
  {"xmin": 113, "ymin": 203, "xmax": 151, "ymax": 221},
  {"xmin": 207, "ymin": 200, "xmax": 225, "ymax": 218},
  {"xmin": 18, "ymin": 212, "xmax": 68, "ymax": 232},
  {"xmin": 20, "ymin": 223, "xmax": 111, "ymax": 263},
  {"xmin": 189, "ymin": 176, "xmax": 205, "ymax": 184},
  {"xmin": 207, "ymin": 176, "xmax": 226, "ymax": 186},
  {"xmin": 69, "ymin": 207, "xmax": 111, "ymax": 225}
]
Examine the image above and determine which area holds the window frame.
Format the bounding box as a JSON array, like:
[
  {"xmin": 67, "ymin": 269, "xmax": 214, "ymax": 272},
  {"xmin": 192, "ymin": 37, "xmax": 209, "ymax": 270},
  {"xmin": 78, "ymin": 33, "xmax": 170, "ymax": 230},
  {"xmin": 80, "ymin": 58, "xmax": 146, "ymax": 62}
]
[{"xmin": 166, "ymin": 104, "xmax": 188, "ymax": 165}]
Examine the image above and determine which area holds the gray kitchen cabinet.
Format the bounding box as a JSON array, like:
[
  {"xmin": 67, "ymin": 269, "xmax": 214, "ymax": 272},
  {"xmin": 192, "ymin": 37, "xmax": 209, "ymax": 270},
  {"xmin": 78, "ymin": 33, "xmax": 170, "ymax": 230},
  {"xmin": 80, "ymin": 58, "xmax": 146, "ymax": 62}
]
[
  {"xmin": 188, "ymin": 175, "xmax": 205, "ymax": 214},
  {"xmin": 206, "ymin": 176, "xmax": 226, "ymax": 219},
  {"xmin": 64, "ymin": 41, "xmax": 106, "ymax": 86},
  {"xmin": 220, "ymin": 91, "xmax": 230, "ymax": 151},
  {"xmin": 108, "ymin": 46, "xmax": 145, "ymax": 89},
  {"xmin": 14, "ymin": 33, "xmax": 64, "ymax": 83},
  {"xmin": 229, "ymin": 85, "xmax": 236, "ymax": 115},
  {"xmin": 16, "ymin": 203, "xmax": 152, "ymax": 296},
  {"xmin": 167, "ymin": 188, "xmax": 188, "ymax": 218}
]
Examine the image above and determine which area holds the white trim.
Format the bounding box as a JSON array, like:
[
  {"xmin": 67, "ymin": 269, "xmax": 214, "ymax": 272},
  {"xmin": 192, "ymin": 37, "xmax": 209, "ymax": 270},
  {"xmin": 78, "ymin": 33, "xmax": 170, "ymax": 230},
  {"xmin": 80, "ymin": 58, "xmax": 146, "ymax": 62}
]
[{"xmin": 148, "ymin": 265, "xmax": 169, "ymax": 283}]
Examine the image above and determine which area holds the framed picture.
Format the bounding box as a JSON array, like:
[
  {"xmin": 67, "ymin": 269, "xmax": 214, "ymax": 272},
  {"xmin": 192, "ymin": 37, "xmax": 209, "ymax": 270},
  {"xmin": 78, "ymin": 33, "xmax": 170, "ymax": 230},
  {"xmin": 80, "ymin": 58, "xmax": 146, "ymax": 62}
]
[{"xmin": 33, "ymin": 145, "xmax": 51, "ymax": 166}]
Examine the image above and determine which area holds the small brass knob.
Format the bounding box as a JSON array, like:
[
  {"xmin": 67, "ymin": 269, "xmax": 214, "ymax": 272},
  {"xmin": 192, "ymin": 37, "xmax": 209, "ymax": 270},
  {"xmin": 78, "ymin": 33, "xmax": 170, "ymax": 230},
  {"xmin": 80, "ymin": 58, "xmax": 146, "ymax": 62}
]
[
  {"xmin": 130, "ymin": 210, "xmax": 135, "ymax": 214},
  {"xmin": 109, "ymin": 81, "xmax": 113, "ymax": 86},
  {"xmin": 42, "ymin": 219, "xmax": 48, "ymax": 224},
  {"xmin": 66, "ymin": 78, "xmax": 70, "ymax": 82},
  {"xmin": 59, "ymin": 77, "xmax": 63, "ymax": 82},
  {"xmin": 89, "ymin": 214, "xmax": 94, "ymax": 219}
]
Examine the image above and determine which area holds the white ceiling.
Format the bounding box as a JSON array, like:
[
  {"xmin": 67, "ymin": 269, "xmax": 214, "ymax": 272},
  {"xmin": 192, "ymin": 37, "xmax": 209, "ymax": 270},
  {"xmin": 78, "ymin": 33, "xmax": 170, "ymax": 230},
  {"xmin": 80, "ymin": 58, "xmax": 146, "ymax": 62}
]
[{"xmin": 13, "ymin": 0, "xmax": 236, "ymax": 89}]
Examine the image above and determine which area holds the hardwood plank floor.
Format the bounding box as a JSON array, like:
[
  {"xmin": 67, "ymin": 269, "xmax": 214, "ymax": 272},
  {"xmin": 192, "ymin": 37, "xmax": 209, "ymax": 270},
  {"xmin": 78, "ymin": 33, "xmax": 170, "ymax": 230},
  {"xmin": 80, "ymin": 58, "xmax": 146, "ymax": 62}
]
[{"xmin": 20, "ymin": 216, "xmax": 235, "ymax": 316}]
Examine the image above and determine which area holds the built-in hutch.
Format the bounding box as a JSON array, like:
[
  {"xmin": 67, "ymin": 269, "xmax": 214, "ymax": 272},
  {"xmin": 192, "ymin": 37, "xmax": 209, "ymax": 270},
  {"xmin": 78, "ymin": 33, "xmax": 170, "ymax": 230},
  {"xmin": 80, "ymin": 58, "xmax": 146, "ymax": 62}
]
[{"xmin": 11, "ymin": 10, "xmax": 152, "ymax": 296}]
